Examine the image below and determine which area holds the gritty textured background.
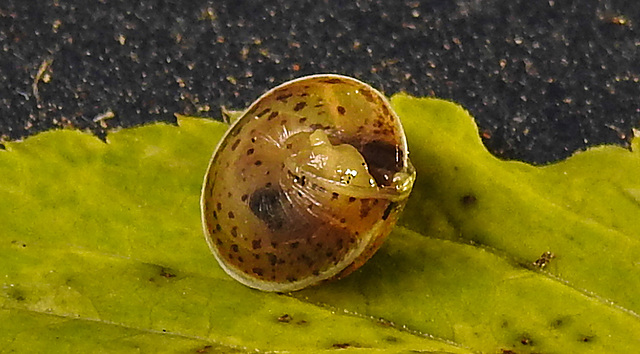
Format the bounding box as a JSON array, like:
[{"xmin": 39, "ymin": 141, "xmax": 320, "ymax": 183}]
[{"xmin": 1, "ymin": 0, "xmax": 638, "ymax": 164}]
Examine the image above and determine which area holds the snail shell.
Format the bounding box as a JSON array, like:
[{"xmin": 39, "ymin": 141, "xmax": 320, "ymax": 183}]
[{"xmin": 201, "ymin": 74, "xmax": 415, "ymax": 292}]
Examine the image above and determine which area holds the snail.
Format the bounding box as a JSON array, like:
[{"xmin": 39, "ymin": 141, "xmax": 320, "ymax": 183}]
[{"xmin": 201, "ymin": 74, "xmax": 415, "ymax": 292}]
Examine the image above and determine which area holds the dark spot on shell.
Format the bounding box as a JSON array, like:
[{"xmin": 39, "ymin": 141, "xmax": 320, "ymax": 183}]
[
  {"xmin": 286, "ymin": 143, "xmax": 293, "ymax": 149},
  {"xmin": 340, "ymin": 218, "xmax": 346, "ymax": 223},
  {"xmin": 231, "ymin": 244, "xmax": 239, "ymax": 252},
  {"xmin": 230, "ymin": 227, "xmax": 238, "ymax": 237},
  {"xmin": 359, "ymin": 88, "xmax": 375, "ymax": 102},
  {"xmin": 286, "ymin": 276, "xmax": 297, "ymax": 282},
  {"xmin": 290, "ymin": 241, "xmax": 300, "ymax": 249},
  {"xmin": 251, "ymin": 137, "xmax": 257, "ymax": 143},
  {"xmin": 280, "ymin": 119, "xmax": 287, "ymax": 125},
  {"xmin": 256, "ymin": 108, "xmax": 271, "ymax": 117},
  {"xmin": 247, "ymin": 148, "xmax": 254, "ymax": 155},
  {"xmin": 216, "ymin": 203, "xmax": 222, "ymax": 211},
  {"xmin": 360, "ymin": 140, "xmax": 403, "ymax": 187},
  {"xmin": 271, "ymin": 241, "xmax": 278, "ymax": 248},
  {"xmin": 231, "ymin": 139, "xmax": 241, "ymax": 151},
  {"xmin": 300, "ymin": 254, "xmax": 314, "ymax": 267},
  {"xmin": 252, "ymin": 239, "xmax": 262, "ymax": 249},
  {"xmin": 216, "ymin": 238, "xmax": 223, "ymax": 245},
  {"xmin": 237, "ymin": 256, "xmax": 244, "ymax": 263},
  {"xmin": 215, "ymin": 224, "xmax": 222, "ymax": 232},
  {"xmin": 254, "ymin": 254, "xmax": 260, "ymax": 259},
  {"xmin": 337, "ymin": 106, "xmax": 346, "ymax": 115},
  {"xmin": 228, "ymin": 211, "xmax": 235, "ymax": 219},
  {"xmin": 249, "ymin": 187, "xmax": 286, "ymax": 231},
  {"xmin": 265, "ymin": 182, "xmax": 272, "ymax": 188},
  {"xmin": 331, "ymin": 192, "xmax": 339, "ymax": 200},
  {"xmin": 268, "ymin": 111, "xmax": 279, "ymax": 120},
  {"xmin": 348, "ymin": 197, "xmax": 356, "ymax": 203},
  {"xmin": 381, "ymin": 104, "xmax": 390, "ymax": 117},
  {"xmin": 244, "ymin": 106, "xmax": 258, "ymax": 118},
  {"xmin": 360, "ymin": 199, "xmax": 372, "ymax": 218},
  {"xmin": 254, "ymin": 160, "xmax": 263, "ymax": 166},
  {"xmin": 252, "ymin": 267, "xmax": 264, "ymax": 276},
  {"xmin": 212, "ymin": 211, "xmax": 218, "ymax": 219},
  {"xmin": 299, "ymin": 117, "xmax": 307, "ymax": 123},
  {"xmin": 229, "ymin": 126, "xmax": 242, "ymax": 137},
  {"xmin": 241, "ymin": 194, "xmax": 249, "ymax": 202},
  {"xmin": 293, "ymin": 101, "xmax": 307, "ymax": 111},
  {"xmin": 321, "ymin": 78, "xmax": 344, "ymax": 84},
  {"xmin": 382, "ymin": 202, "xmax": 397, "ymax": 221},
  {"xmin": 314, "ymin": 103, "xmax": 324, "ymax": 108},
  {"xmin": 268, "ymin": 253, "xmax": 278, "ymax": 266},
  {"xmin": 312, "ymin": 269, "xmax": 320, "ymax": 276},
  {"xmin": 276, "ymin": 92, "xmax": 293, "ymax": 101}
]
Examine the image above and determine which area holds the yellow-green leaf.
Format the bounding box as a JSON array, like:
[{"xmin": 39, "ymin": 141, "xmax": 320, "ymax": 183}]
[{"xmin": 1, "ymin": 95, "xmax": 638, "ymax": 353}]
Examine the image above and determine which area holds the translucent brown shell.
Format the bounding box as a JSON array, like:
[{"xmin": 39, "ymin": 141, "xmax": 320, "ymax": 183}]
[{"xmin": 201, "ymin": 74, "xmax": 415, "ymax": 292}]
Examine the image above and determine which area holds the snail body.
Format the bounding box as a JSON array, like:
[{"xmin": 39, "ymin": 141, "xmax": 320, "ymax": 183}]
[{"xmin": 201, "ymin": 74, "xmax": 415, "ymax": 292}]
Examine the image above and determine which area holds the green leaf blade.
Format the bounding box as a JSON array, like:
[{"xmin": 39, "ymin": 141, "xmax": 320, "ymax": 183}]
[{"xmin": 1, "ymin": 95, "xmax": 638, "ymax": 352}]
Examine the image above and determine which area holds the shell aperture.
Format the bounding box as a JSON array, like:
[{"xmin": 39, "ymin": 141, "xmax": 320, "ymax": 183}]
[{"xmin": 201, "ymin": 74, "xmax": 415, "ymax": 292}]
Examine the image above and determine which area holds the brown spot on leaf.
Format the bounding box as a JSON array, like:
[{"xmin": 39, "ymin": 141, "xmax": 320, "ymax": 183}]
[
  {"xmin": 332, "ymin": 343, "xmax": 351, "ymax": 349},
  {"xmin": 461, "ymin": 194, "xmax": 477, "ymax": 206}
]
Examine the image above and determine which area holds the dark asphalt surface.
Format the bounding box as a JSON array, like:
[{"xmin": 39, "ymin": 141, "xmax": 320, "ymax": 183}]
[{"xmin": 1, "ymin": 1, "xmax": 638, "ymax": 164}]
